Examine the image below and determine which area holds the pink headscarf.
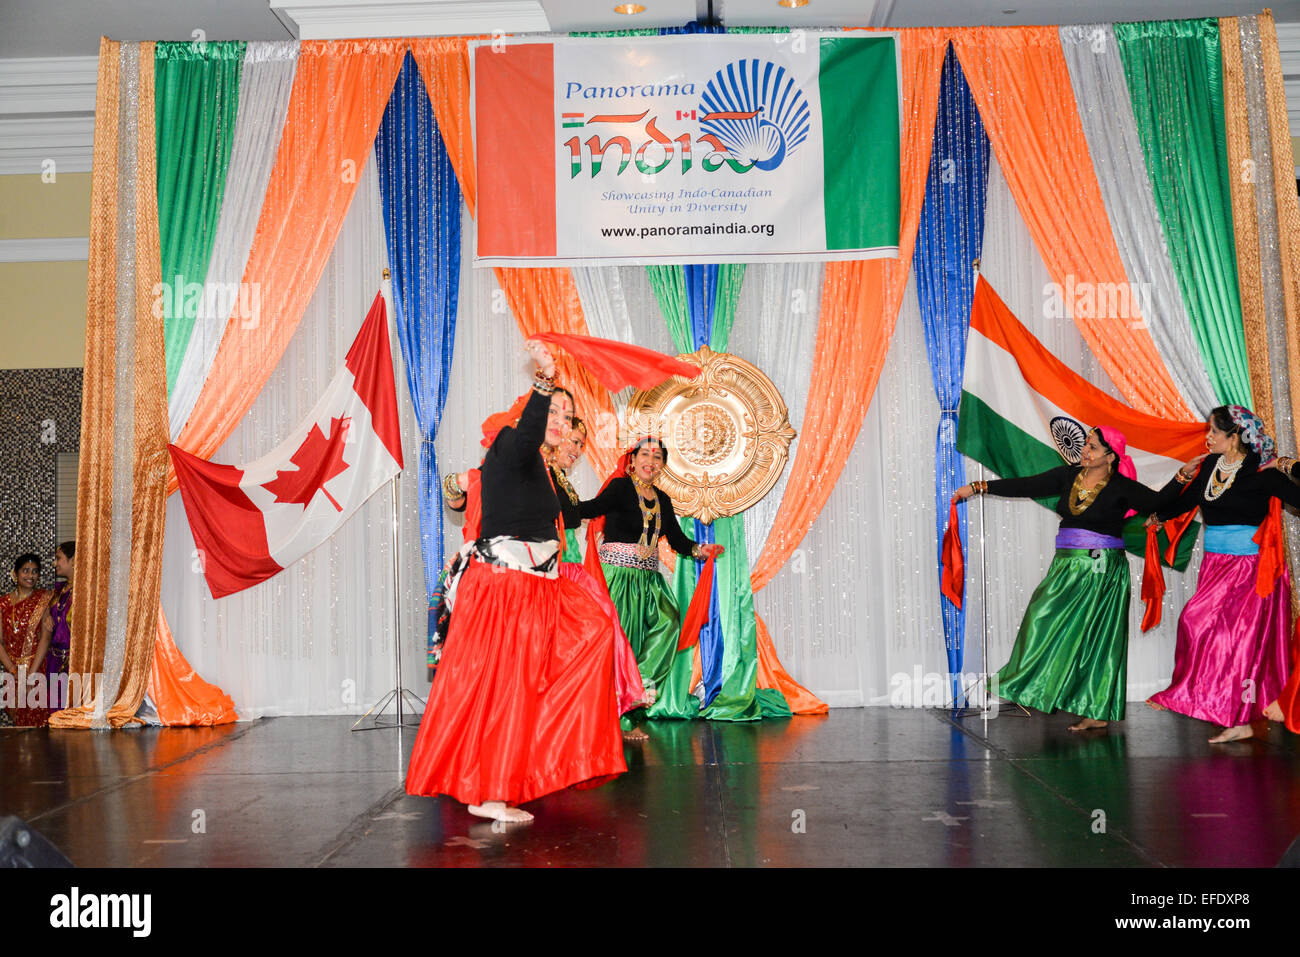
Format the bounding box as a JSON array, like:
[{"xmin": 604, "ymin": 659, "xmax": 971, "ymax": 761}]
[{"xmin": 1096, "ymin": 426, "xmax": 1138, "ymax": 517}]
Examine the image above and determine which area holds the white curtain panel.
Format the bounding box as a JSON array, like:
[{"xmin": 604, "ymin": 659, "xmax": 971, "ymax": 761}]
[
  {"xmin": 729, "ymin": 261, "xmax": 823, "ymax": 561},
  {"xmin": 160, "ymin": 150, "xmax": 429, "ymax": 717},
  {"xmin": 168, "ymin": 41, "xmax": 300, "ymax": 439},
  {"xmin": 1058, "ymin": 24, "xmax": 1217, "ymax": 418}
]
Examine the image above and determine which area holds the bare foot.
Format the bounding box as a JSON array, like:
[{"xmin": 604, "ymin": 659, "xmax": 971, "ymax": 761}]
[
  {"xmin": 622, "ymin": 725, "xmax": 650, "ymax": 742},
  {"xmin": 1146, "ymin": 698, "xmax": 1167, "ymax": 711},
  {"xmin": 467, "ymin": 801, "xmax": 534, "ymax": 824},
  {"xmin": 1068, "ymin": 717, "xmax": 1109, "ymax": 732},
  {"xmin": 1208, "ymin": 724, "xmax": 1253, "ymax": 744},
  {"xmin": 1264, "ymin": 700, "xmax": 1284, "ymax": 723}
]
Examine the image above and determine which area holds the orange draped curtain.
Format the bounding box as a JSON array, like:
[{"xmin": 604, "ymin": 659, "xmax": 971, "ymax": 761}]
[
  {"xmin": 951, "ymin": 27, "xmax": 1193, "ymax": 420},
  {"xmin": 749, "ymin": 28, "xmax": 949, "ymax": 593}
]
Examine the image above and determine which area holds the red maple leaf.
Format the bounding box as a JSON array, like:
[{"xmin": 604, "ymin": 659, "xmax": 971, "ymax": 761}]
[{"xmin": 262, "ymin": 416, "xmax": 351, "ymax": 511}]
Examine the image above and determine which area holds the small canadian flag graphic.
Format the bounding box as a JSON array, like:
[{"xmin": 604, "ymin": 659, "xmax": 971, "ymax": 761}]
[{"xmin": 676, "ymin": 109, "xmax": 697, "ymax": 121}]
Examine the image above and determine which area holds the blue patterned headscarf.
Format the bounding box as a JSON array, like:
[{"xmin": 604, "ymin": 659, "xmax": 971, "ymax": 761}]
[{"xmin": 1227, "ymin": 405, "xmax": 1275, "ymax": 463}]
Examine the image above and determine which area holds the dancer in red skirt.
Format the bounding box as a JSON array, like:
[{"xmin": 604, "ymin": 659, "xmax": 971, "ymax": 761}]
[{"xmin": 405, "ymin": 341, "xmax": 625, "ymax": 824}]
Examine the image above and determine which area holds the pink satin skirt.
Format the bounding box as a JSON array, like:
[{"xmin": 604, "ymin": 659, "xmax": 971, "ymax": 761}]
[{"xmin": 1149, "ymin": 552, "xmax": 1290, "ymax": 727}]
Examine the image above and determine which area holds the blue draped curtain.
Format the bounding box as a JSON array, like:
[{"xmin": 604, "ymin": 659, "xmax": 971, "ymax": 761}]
[
  {"xmin": 912, "ymin": 45, "xmax": 990, "ymax": 701},
  {"xmin": 374, "ymin": 52, "xmax": 463, "ymax": 618}
]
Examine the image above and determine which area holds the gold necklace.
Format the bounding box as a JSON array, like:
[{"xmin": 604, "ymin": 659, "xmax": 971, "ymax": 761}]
[
  {"xmin": 1067, "ymin": 469, "xmax": 1109, "ymax": 516},
  {"xmin": 552, "ymin": 467, "xmax": 579, "ymax": 504},
  {"xmin": 635, "ymin": 483, "xmax": 660, "ymax": 552}
]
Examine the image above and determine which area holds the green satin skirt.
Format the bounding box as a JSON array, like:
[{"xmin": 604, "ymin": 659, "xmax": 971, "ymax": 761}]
[
  {"xmin": 602, "ymin": 564, "xmax": 685, "ymax": 722},
  {"xmin": 992, "ymin": 548, "xmax": 1130, "ymax": 722}
]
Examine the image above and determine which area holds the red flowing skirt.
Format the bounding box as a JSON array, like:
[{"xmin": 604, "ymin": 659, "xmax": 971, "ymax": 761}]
[{"xmin": 405, "ymin": 558, "xmax": 626, "ymax": 806}]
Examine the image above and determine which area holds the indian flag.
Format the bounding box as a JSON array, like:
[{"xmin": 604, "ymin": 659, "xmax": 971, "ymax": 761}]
[{"xmin": 957, "ymin": 277, "xmax": 1205, "ymax": 568}]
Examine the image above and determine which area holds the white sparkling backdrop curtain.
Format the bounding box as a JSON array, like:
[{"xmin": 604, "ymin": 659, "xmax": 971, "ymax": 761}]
[
  {"xmin": 729, "ymin": 262, "xmax": 823, "ymax": 559},
  {"xmin": 160, "ymin": 151, "xmax": 428, "ymax": 717}
]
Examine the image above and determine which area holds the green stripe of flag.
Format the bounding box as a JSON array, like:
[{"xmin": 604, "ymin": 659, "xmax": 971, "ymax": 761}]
[
  {"xmin": 819, "ymin": 36, "xmax": 899, "ymax": 251},
  {"xmin": 958, "ymin": 391, "xmax": 1197, "ymax": 570}
]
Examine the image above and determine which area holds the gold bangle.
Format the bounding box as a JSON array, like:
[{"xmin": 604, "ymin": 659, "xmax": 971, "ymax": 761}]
[{"xmin": 442, "ymin": 472, "xmax": 464, "ymax": 501}]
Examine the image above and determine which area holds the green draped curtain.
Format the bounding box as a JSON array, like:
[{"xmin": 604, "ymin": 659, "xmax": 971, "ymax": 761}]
[
  {"xmin": 1115, "ymin": 18, "xmax": 1251, "ymax": 407},
  {"xmin": 155, "ymin": 41, "xmax": 245, "ymax": 394}
]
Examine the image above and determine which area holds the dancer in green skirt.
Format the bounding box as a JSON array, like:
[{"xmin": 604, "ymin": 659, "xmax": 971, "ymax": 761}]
[
  {"xmin": 953, "ymin": 427, "xmax": 1161, "ymax": 731},
  {"xmin": 580, "ymin": 437, "xmax": 723, "ymax": 740}
]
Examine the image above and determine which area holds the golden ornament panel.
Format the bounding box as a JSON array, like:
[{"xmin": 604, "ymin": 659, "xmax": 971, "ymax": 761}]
[{"xmin": 626, "ymin": 345, "xmax": 795, "ymax": 523}]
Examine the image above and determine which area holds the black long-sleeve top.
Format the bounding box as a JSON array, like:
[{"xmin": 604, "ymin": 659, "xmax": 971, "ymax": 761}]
[
  {"xmin": 578, "ymin": 477, "xmax": 698, "ymax": 556},
  {"xmin": 1157, "ymin": 452, "xmax": 1300, "ymax": 525},
  {"xmin": 985, "ymin": 466, "xmax": 1161, "ymax": 539},
  {"xmin": 479, "ymin": 389, "xmax": 580, "ymax": 541}
]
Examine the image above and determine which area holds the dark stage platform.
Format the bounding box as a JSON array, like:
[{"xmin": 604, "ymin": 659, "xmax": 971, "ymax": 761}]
[{"xmin": 3, "ymin": 707, "xmax": 1299, "ymax": 867}]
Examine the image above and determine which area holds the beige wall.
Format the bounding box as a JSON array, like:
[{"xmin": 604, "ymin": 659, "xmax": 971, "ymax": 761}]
[{"xmin": 0, "ymin": 172, "xmax": 91, "ymax": 369}]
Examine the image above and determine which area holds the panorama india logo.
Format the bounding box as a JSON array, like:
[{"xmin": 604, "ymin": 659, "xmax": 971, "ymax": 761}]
[{"xmin": 561, "ymin": 59, "xmax": 811, "ymax": 178}]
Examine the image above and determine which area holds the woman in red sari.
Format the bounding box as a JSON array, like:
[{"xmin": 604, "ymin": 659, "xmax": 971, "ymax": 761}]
[{"xmin": 1, "ymin": 553, "xmax": 54, "ymax": 727}]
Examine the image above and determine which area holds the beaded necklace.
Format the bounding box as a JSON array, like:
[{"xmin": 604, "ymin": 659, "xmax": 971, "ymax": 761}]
[{"xmin": 1204, "ymin": 453, "xmax": 1246, "ymax": 502}]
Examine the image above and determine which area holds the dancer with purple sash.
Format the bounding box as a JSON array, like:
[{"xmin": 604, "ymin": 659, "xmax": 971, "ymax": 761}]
[{"xmin": 954, "ymin": 427, "xmax": 1160, "ymax": 730}]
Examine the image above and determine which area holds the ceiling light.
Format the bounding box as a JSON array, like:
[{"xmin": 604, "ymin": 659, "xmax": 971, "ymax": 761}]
[
  {"xmin": 614, "ymin": 3, "xmax": 646, "ymax": 13},
  {"xmin": 779, "ymin": 0, "xmax": 811, "ymax": 7}
]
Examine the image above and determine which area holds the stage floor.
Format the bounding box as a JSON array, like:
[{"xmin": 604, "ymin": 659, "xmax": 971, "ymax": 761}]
[{"xmin": 4, "ymin": 706, "xmax": 1299, "ymax": 867}]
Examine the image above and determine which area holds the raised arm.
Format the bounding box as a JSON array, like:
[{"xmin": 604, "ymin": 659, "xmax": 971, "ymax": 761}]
[
  {"xmin": 1157, "ymin": 456, "xmax": 1212, "ymax": 520},
  {"xmin": 578, "ymin": 478, "xmax": 628, "ymax": 520},
  {"xmin": 1111, "ymin": 475, "xmax": 1164, "ymax": 516},
  {"xmin": 954, "ymin": 466, "xmax": 1071, "ymax": 502}
]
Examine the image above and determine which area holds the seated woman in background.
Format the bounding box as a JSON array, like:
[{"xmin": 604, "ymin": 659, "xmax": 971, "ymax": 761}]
[{"xmin": 1, "ymin": 552, "xmax": 54, "ymax": 727}]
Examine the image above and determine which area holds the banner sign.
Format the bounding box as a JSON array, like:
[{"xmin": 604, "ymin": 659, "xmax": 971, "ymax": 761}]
[{"xmin": 471, "ymin": 33, "xmax": 901, "ymax": 266}]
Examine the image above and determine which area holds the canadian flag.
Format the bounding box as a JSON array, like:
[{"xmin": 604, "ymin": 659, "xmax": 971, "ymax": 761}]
[{"xmin": 170, "ymin": 292, "xmax": 404, "ymax": 598}]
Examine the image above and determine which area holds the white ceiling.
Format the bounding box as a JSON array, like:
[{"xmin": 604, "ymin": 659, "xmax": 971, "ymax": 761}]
[{"xmin": 4, "ymin": 0, "xmax": 1299, "ymax": 57}]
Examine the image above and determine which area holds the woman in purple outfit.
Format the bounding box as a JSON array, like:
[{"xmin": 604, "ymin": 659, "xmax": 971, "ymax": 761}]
[{"xmin": 39, "ymin": 541, "xmax": 75, "ymax": 712}]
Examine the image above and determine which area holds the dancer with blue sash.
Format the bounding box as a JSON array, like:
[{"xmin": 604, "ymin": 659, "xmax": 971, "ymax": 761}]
[{"xmin": 1148, "ymin": 406, "xmax": 1300, "ymax": 743}]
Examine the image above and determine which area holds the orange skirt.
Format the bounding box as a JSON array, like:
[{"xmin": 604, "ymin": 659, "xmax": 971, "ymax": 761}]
[{"xmin": 405, "ymin": 557, "xmax": 625, "ymax": 805}]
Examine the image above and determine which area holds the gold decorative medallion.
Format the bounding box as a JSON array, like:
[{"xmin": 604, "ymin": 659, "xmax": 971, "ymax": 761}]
[{"xmin": 625, "ymin": 345, "xmax": 796, "ymax": 523}]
